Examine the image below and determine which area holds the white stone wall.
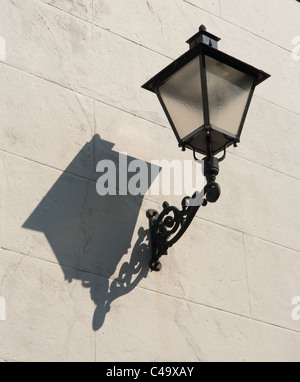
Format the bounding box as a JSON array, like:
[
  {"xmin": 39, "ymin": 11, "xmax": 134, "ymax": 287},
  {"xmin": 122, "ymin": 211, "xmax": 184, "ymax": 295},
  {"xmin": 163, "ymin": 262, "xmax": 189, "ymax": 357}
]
[{"xmin": 0, "ymin": 0, "xmax": 300, "ymax": 362}]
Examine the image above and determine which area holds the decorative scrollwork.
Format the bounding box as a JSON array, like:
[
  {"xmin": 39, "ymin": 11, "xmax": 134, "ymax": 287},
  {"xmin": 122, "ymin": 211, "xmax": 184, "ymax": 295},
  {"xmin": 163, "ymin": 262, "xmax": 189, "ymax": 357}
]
[
  {"xmin": 147, "ymin": 181, "xmax": 220, "ymax": 271},
  {"xmin": 146, "ymin": 132, "xmax": 226, "ymax": 271}
]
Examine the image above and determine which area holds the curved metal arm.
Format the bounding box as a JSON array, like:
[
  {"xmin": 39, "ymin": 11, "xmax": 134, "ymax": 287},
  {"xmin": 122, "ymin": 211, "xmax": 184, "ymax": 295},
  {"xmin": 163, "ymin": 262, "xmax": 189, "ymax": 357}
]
[
  {"xmin": 147, "ymin": 133, "xmax": 222, "ymax": 272},
  {"xmin": 146, "ymin": 181, "xmax": 220, "ymax": 271}
]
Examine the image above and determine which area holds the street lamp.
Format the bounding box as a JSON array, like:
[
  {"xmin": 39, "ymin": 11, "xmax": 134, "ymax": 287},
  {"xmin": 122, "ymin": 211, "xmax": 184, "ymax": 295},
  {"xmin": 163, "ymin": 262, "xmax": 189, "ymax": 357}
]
[{"xmin": 142, "ymin": 25, "xmax": 270, "ymax": 271}]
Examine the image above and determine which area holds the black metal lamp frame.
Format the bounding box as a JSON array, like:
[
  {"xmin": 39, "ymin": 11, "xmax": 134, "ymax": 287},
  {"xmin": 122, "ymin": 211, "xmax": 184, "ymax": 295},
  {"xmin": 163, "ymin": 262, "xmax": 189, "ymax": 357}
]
[
  {"xmin": 143, "ymin": 26, "xmax": 270, "ymax": 271},
  {"xmin": 143, "ymin": 26, "xmax": 270, "ymax": 157}
]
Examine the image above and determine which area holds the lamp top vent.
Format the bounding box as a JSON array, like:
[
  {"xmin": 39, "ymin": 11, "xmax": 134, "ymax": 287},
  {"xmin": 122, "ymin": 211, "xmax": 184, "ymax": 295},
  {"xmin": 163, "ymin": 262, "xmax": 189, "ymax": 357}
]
[{"xmin": 186, "ymin": 25, "xmax": 221, "ymax": 50}]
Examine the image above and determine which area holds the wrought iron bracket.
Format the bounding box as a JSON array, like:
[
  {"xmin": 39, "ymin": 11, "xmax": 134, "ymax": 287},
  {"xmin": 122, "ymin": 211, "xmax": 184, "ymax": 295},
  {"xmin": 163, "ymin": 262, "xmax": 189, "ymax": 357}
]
[{"xmin": 146, "ymin": 154, "xmax": 221, "ymax": 271}]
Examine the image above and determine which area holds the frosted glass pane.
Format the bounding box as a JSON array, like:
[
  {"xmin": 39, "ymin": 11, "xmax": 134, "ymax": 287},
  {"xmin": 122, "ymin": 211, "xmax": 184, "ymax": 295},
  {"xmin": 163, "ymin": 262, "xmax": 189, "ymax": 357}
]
[
  {"xmin": 159, "ymin": 57, "xmax": 204, "ymax": 139},
  {"xmin": 206, "ymin": 56, "xmax": 254, "ymax": 137}
]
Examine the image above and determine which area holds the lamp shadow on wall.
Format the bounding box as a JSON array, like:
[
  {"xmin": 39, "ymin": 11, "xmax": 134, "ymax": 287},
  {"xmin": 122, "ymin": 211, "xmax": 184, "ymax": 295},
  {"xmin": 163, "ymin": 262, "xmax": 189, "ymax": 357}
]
[{"xmin": 23, "ymin": 134, "xmax": 160, "ymax": 331}]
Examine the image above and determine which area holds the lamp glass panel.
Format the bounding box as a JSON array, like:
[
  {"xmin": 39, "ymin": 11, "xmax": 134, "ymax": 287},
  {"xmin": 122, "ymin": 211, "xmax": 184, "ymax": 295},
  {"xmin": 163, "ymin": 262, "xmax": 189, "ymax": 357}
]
[
  {"xmin": 159, "ymin": 57, "xmax": 204, "ymax": 139},
  {"xmin": 206, "ymin": 56, "xmax": 254, "ymax": 137}
]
